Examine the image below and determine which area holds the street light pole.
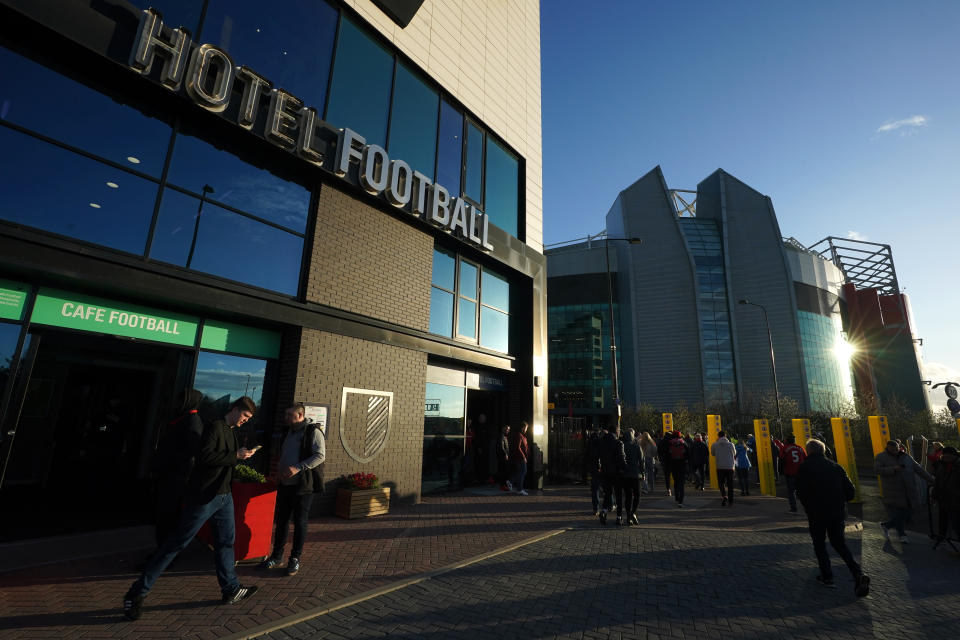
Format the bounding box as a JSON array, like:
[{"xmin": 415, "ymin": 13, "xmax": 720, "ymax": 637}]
[
  {"xmin": 739, "ymin": 299, "xmax": 782, "ymax": 438},
  {"xmin": 603, "ymin": 239, "xmax": 622, "ymax": 429}
]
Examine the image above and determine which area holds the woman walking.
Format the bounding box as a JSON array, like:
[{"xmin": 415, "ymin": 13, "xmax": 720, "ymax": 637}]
[{"xmin": 735, "ymin": 437, "xmax": 753, "ymax": 496}]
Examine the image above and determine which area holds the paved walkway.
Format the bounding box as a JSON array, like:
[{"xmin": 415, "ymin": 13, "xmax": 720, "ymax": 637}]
[{"xmin": 0, "ymin": 481, "xmax": 956, "ymax": 640}]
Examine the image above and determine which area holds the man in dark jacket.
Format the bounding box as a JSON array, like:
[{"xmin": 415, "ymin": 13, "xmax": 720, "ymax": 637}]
[
  {"xmin": 619, "ymin": 428, "xmax": 643, "ymax": 525},
  {"xmin": 598, "ymin": 425, "xmax": 626, "ymax": 525},
  {"xmin": 690, "ymin": 435, "xmax": 709, "ymax": 491},
  {"xmin": 659, "ymin": 431, "xmax": 689, "ymax": 507},
  {"xmin": 153, "ymin": 388, "xmax": 204, "ymax": 548},
  {"xmin": 260, "ymin": 403, "xmax": 325, "ymax": 576},
  {"xmin": 124, "ymin": 397, "xmax": 260, "ymax": 620},
  {"xmin": 795, "ymin": 439, "xmax": 869, "ymax": 597},
  {"xmin": 932, "ymin": 446, "xmax": 960, "ymax": 541}
]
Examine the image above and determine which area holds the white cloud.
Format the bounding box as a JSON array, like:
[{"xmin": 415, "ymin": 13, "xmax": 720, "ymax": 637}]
[
  {"xmin": 876, "ymin": 115, "xmax": 928, "ymax": 135},
  {"xmin": 922, "ymin": 361, "xmax": 960, "ymax": 410},
  {"xmin": 846, "ymin": 230, "xmax": 868, "ymax": 241}
]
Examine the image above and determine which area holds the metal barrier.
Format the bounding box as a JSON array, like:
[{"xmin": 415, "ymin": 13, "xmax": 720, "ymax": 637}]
[{"xmin": 547, "ymin": 416, "xmax": 587, "ymax": 483}]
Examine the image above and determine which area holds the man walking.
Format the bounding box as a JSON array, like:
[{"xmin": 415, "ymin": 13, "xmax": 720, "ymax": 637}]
[
  {"xmin": 796, "ymin": 439, "xmax": 869, "ymax": 596},
  {"xmin": 598, "ymin": 425, "xmax": 626, "ymax": 525},
  {"xmin": 780, "ymin": 435, "xmax": 806, "ymax": 514},
  {"xmin": 690, "ymin": 434, "xmax": 709, "ymax": 491},
  {"xmin": 260, "ymin": 403, "xmax": 325, "ymax": 576},
  {"xmin": 620, "ymin": 428, "xmax": 643, "ymax": 525},
  {"xmin": 660, "ymin": 430, "xmax": 689, "ymax": 507},
  {"xmin": 875, "ymin": 439, "xmax": 933, "ymax": 543},
  {"xmin": 711, "ymin": 431, "xmax": 736, "ymax": 506},
  {"xmin": 124, "ymin": 397, "xmax": 260, "ymax": 620}
]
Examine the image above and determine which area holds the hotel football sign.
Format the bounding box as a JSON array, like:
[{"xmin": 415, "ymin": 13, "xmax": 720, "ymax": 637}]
[{"xmin": 128, "ymin": 8, "xmax": 494, "ymax": 251}]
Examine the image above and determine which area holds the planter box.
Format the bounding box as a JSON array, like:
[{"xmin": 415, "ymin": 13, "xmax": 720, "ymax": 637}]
[
  {"xmin": 335, "ymin": 487, "xmax": 390, "ymax": 519},
  {"xmin": 197, "ymin": 481, "xmax": 277, "ymax": 561}
]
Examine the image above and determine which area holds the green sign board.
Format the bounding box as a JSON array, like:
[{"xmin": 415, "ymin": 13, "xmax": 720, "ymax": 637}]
[
  {"xmin": 31, "ymin": 288, "xmax": 200, "ymax": 346},
  {"xmin": 201, "ymin": 320, "xmax": 281, "ymax": 359},
  {"xmin": 0, "ymin": 278, "xmax": 29, "ymax": 321}
]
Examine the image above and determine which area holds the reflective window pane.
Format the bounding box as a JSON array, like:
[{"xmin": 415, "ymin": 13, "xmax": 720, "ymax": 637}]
[
  {"xmin": 424, "ymin": 382, "xmax": 465, "ymax": 435},
  {"xmin": 388, "ymin": 63, "xmax": 438, "ymax": 179},
  {"xmin": 0, "ymin": 127, "xmax": 158, "ymax": 254},
  {"xmin": 150, "ymin": 188, "xmax": 303, "ymax": 295},
  {"xmin": 481, "ymin": 269, "xmax": 509, "ymax": 312},
  {"xmin": 484, "ymin": 137, "xmax": 519, "ymax": 237},
  {"xmin": 464, "ymin": 122, "xmax": 484, "ymax": 203},
  {"xmin": 0, "ymin": 46, "xmax": 172, "ymax": 177},
  {"xmin": 480, "ymin": 306, "xmax": 508, "ymax": 353},
  {"xmin": 325, "ymin": 18, "xmax": 394, "ymax": 148},
  {"xmin": 435, "ymin": 100, "xmax": 463, "ymax": 192},
  {"xmin": 432, "ymin": 248, "xmax": 456, "ymax": 290},
  {"xmin": 199, "ymin": 0, "xmax": 338, "ymax": 111},
  {"xmin": 194, "ymin": 350, "xmax": 266, "ymax": 445},
  {"xmin": 0, "ymin": 322, "xmax": 22, "ymax": 404},
  {"xmin": 429, "ymin": 288, "xmax": 454, "ymax": 336},
  {"xmin": 458, "ymin": 299, "xmax": 477, "ymax": 338},
  {"xmin": 459, "ymin": 262, "xmax": 478, "ymax": 300},
  {"xmin": 165, "ymin": 131, "xmax": 310, "ymax": 233}
]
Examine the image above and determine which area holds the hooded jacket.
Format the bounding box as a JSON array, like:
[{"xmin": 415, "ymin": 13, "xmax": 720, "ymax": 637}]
[
  {"xmin": 796, "ymin": 451, "xmax": 855, "ymax": 521},
  {"xmin": 711, "ymin": 437, "xmax": 736, "ymax": 470}
]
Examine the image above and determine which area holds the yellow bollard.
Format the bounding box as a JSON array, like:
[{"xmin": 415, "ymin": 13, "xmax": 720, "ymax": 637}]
[
  {"xmin": 661, "ymin": 413, "xmax": 673, "ymax": 435},
  {"xmin": 753, "ymin": 419, "xmax": 776, "ymax": 496},
  {"xmin": 792, "ymin": 418, "xmax": 812, "ymax": 448},
  {"xmin": 830, "ymin": 417, "xmax": 861, "ymax": 503},
  {"xmin": 868, "ymin": 415, "xmax": 890, "ymax": 497},
  {"xmin": 706, "ymin": 414, "xmax": 722, "ymax": 489},
  {"xmin": 956, "ymin": 417, "xmax": 960, "ymax": 441}
]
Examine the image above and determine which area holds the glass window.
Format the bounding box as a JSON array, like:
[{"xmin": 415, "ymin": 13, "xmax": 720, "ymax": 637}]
[
  {"xmin": 423, "ymin": 382, "xmax": 465, "ymax": 436},
  {"xmin": 166, "ymin": 130, "xmax": 310, "ymax": 233},
  {"xmin": 194, "ymin": 350, "xmax": 266, "ymax": 445},
  {"xmin": 432, "ymin": 248, "xmax": 456, "ymax": 290},
  {"xmin": 150, "ymin": 189, "xmax": 303, "ymax": 295},
  {"xmin": 484, "ymin": 137, "xmax": 519, "ymax": 237},
  {"xmin": 0, "ymin": 322, "xmax": 22, "ymax": 404},
  {"xmin": 422, "ymin": 382, "xmax": 464, "ymax": 492},
  {"xmin": 458, "ymin": 299, "xmax": 477, "ymax": 339},
  {"xmin": 480, "ymin": 306, "xmax": 508, "ymax": 352},
  {"xmin": 388, "ymin": 63, "xmax": 439, "ymax": 179},
  {"xmin": 429, "ymin": 288, "xmax": 454, "ymax": 336},
  {"xmin": 0, "ymin": 47, "xmax": 172, "ymax": 177},
  {"xmin": 0, "ymin": 126, "xmax": 159, "ymax": 254},
  {"xmin": 435, "ymin": 100, "xmax": 463, "ymax": 192},
  {"xmin": 481, "ymin": 270, "xmax": 509, "ymax": 312},
  {"xmin": 464, "ymin": 121, "xmax": 484, "ymax": 203},
  {"xmin": 459, "ymin": 262, "xmax": 478, "ymax": 300},
  {"xmin": 325, "ymin": 17, "xmax": 394, "ymax": 148},
  {"xmin": 199, "ymin": 0, "xmax": 338, "ymax": 112},
  {"xmin": 129, "ymin": 0, "xmax": 204, "ymax": 34}
]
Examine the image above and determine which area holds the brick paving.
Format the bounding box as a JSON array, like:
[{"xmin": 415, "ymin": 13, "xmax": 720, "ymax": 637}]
[{"xmin": 1, "ymin": 481, "xmax": 956, "ymax": 640}]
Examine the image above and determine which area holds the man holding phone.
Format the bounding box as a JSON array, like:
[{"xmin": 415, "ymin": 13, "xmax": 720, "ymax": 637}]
[
  {"xmin": 259, "ymin": 403, "xmax": 325, "ymax": 576},
  {"xmin": 124, "ymin": 396, "xmax": 260, "ymax": 620}
]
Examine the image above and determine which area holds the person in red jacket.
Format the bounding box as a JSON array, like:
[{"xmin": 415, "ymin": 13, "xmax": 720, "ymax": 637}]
[
  {"xmin": 510, "ymin": 421, "xmax": 530, "ymax": 495},
  {"xmin": 780, "ymin": 435, "xmax": 807, "ymax": 513}
]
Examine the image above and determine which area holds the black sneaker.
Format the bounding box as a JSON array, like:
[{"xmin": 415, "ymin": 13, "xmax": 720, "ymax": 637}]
[
  {"xmin": 599, "ymin": 511, "xmax": 607, "ymax": 526},
  {"xmin": 855, "ymin": 574, "xmax": 870, "ymax": 598},
  {"xmin": 721, "ymin": 498, "xmax": 727, "ymax": 506},
  {"xmin": 816, "ymin": 575, "xmax": 836, "ymax": 589},
  {"xmin": 287, "ymin": 558, "xmax": 300, "ymax": 576},
  {"xmin": 222, "ymin": 584, "xmax": 259, "ymax": 605},
  {"xmin": 259, "ymin": 555, "xmax": 282, "ymax": 569},
  {"xmin": 123, "ymin": 592, "xmax": 144, "ymax": 621}
]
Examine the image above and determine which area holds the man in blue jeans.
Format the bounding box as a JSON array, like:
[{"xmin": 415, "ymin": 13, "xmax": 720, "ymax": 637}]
[{"xmin": 123, "ymin": 397, "xmax": 260, "ymax": 620}]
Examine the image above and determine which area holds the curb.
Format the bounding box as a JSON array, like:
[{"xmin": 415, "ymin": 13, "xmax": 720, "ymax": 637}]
[{"xmin": 219, "ymin": 527, "xmax": 568, "ymax": 640}]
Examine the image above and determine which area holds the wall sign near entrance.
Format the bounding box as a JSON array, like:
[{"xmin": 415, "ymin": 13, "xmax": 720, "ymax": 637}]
[
  {"xmin": 30, "ymin": 288, "xmax": 200, "ymax": 347},
  {"xmin": 0, "ymin": 278, "xmax": 29, "ymax": 321}
]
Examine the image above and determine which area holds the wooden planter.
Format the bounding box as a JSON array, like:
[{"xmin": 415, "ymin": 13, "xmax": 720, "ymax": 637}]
[
  {"xmin": 197, "ymin": 481, "xmax": 277, "ymax": 561},
  {"xmin": 335, "ymin": 487, "xmax": 390, "ymax": 519}
]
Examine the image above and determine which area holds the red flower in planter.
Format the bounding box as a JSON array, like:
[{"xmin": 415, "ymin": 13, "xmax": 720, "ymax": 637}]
[{"xmin": 343, "ymin": 472, "xmax": 380, "ymax": 490}]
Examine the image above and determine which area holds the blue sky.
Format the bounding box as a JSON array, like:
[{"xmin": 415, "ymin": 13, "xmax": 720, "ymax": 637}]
[{"xmin": 541, "ymin": 0, "xmax": 960, "ymax": 409}]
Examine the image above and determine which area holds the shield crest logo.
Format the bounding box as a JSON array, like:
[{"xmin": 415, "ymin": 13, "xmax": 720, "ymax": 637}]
[{"xmin": 339, "ymin": 387, "xmax": 393, "ymax": 463}]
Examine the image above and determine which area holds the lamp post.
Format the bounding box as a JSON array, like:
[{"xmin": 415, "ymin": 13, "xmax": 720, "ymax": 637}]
[
  {"xmin": 186, "ymin": 184, "xmax": 215, "ymax": 269},
  {"xmin": 738, "ymin": 299, "xmax": 782, "ymax": 438},
  {"xmin": 602, "ymin": 236, "xmax": 643, "ymax": 429}
]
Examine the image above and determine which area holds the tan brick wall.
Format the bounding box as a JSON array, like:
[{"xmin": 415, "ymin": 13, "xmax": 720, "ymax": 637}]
[
  {"xmin": 306, "ymin": 184, "xmax": 433, "ymax": 331},
  {"xmin": 288, "ymin": 327, "xmax": 427, "ymax": 509}
]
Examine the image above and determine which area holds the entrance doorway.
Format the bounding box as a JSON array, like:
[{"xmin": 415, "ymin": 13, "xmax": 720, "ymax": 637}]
[{"xmin": 0, "ymin": 331, "xmax": 191, "ymax": 540}]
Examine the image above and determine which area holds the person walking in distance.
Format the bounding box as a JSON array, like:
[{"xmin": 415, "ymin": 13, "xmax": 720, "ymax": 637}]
[
  {"xmin": 734, "ymin": 437, "xmax": 753, "ymax": 496},
  {"xmin": 875, "ymin": 439, "xmax": 933, "ymax": 543},
  {"xmin": 259, "ymin": 403, "xmax": 325, "ymax": 576},
  {"xmin": 662, "ymin": 430, "xmax": 689, "ymax": 507},
  {"xmin": 598, "ymin": 425, "xmax": 626, "ymax": 525},
  {"xmin": 712, "ymin": 431, "xmax": 736, "ymax": 506},
  {"xmin": 510, "ymin": 421, "xmax": 530, "ymax": 495},
  {"xmin": 690, "ymin": 434, "xmax": 709, "ymax": 491},
  {"xmin": 638, "ymin": 431, "xmax": 658, "ymax": 494},
  {"xmin": 780, "ymin": 435, "xmax": 807, "ymax": 514},
  {"xmin": 620, "ymin": 428, "xmax": 643, "ymax": 525},
  {"xmin": 123, "ymin": 397, "xmax": 260, "ymax": 620},
  {"xmin": 497, "ymin": 424, "xmax": 512, "ymax": 491},
  {"xmin": 796, "ymin": 439, "xmax": 870, "ymax": 596},
  {"xmin": 586, "ymin": 426, "xmax": 603, "ymax": 514}
]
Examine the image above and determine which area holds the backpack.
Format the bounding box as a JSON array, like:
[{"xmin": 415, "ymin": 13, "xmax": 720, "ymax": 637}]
[{"xmin": 669, "ymin": 437, "xmax": 686, "ymax": 461}]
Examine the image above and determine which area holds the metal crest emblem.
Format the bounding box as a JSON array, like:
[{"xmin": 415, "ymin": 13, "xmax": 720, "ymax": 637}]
[{"xmin": 339, "ymin": 387, "xmax": 393, "ymax": 463}]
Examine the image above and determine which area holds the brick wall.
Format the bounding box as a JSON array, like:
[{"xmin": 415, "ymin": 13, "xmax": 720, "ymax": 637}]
[
  {"xmin": 307, "ymin": 183, "xmax": 433, "ymax": 331},
  {"xmin": 285, "ymin": 328, "xmax": 428, "ymax": 512}
]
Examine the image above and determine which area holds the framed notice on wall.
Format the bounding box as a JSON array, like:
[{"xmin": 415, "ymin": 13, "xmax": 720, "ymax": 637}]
[{"xmin": 303, "ymin": 403, "xmax": 330, "ymax": 437}]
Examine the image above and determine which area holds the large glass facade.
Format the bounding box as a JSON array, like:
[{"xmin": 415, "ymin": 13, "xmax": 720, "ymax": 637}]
[
  {"xmin": 423, "ymin": 382, "xmax": 465, "ymax": 492},
  {"xmin": 797, "ymin": 310, "xmax": 855, "ymax": 412},
  {"xmin": 388, "ymin": 64, "xmax": 440, "ymax": 179},
  {"xmin": 194, "ymin": 350, "xmax": 267, "ymax": 447},
  {"xmin": 428, "ymin": 248, "xmax": 511, "ymax": 353},
  {"xmin": 679, "ymin": 218, "xmax": 737, "ymax": 404},
  {"xmin": 547, "ymin": 304, "xmax": 620, "ymax": 409}
]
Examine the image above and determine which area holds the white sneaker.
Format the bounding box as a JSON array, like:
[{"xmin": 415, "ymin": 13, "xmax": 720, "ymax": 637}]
[
  {"xmin": 518, "ymin": 489, "xmax": 529, "ymax": 496},
  {"xmin": 900, "ymin": 534, "xmax": 910, "ymax": 544}
]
